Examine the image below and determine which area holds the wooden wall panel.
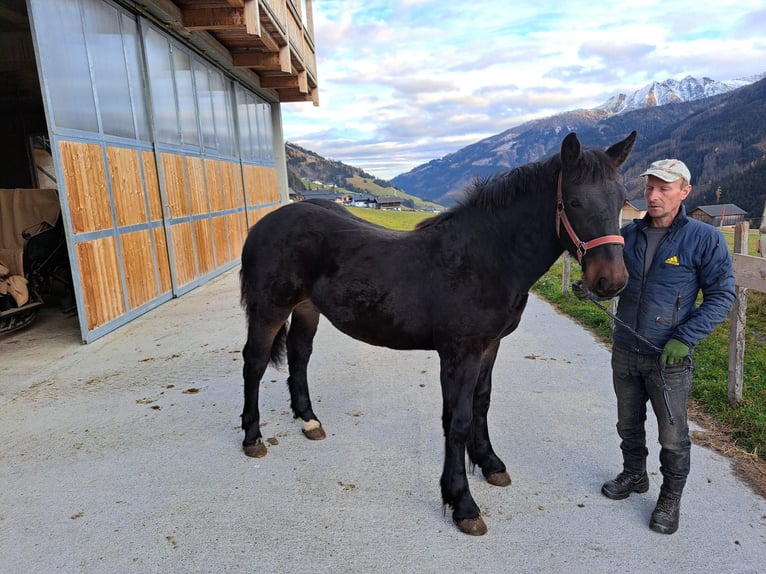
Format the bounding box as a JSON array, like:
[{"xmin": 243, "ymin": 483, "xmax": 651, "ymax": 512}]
[
  {"xmin": 153, "ymin": 227, "xmax": 172, "ymax": 294},
  {"xmin": 260, "ymin": 167, "xmax": 273, "ymax": 202},
  {"xmin": 120, "ymin": 229, "xmax": 157, "ymax": 308},
  {"xmin": 59, "ymin": 141, "xmax": 111, "ymax": 234},
  {"xmin": 227, "ymin": 212, "xmax": 247, "ymax": 256},
  {"xmin": 143, "ymin": 151, "xmax": 163, "ymax": 221},
  {"xmin": 206, "ymin": 159, "xmax": 224, "ymax": 212},
  {"xmin": 75, "ymin": 236, "xmax": 125, "ymax": 330},
  {"xmin": 266, "ymin": 168, "xmax": 279, "ymax": 202},
  {"xmin": 222, "ymin": 162, "xmax": 244, "ymax": 210},
  {"xmin": 193, "ymin": 219, "xmax": 215, "ymax": 275},
  {"xmin": 162, "ymin": 153, "xmax": 189, "ymax": 218},
  {"xmin": 246, "ymin": 206, "xmax": 261, "ymax": 227},
  {"xmin": 186, "ymin": 156, "xmax": 208, "ymax": 215},
  {"xmin": 255, "ymin": 167, "xmax": 264, "ymax": 203},
  {"xmin": 170, "ymin": 222, "xmax": 196, "ymax": 286},
  {"xmin": 107, "ymin": 147, "xmax": 148, "ymax": 227},
  {"xmin": 211, "ymin": 215, "xmax": 230, "ymax": 266},
  {"xmin": 243, "ymin": 164, "xmax": 259, "ymax": 206},
  {"xmin": 59, "ymin": 143, "xmax": 278, "ymax": 339}
]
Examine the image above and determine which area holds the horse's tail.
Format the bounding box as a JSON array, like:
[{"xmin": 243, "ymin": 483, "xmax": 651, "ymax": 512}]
[
  {"xmin": 240, "ymin": 266, "xmax": 289, "ymax": 369},
  {"xmin": 270, "ymin": 321, "xmax": 288, "ymax": 369},
  {"xmin": 239, "ymin": 266, "xmax": 252, "ymax": 311}
]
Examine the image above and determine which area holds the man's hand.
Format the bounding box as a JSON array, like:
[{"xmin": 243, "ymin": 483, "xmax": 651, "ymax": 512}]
[
  {"xmin": 660, "ymin": 338, "xmax": 690, "ymax": 368},
  {"xmin": 571, "ymin": 279, "xmax": 592, "ymax": 301}
]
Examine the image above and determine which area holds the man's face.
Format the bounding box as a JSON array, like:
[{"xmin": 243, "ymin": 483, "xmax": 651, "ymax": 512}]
[{"xmin": 644, "ymin": 175, "xmax": 691, "ymax": 225}]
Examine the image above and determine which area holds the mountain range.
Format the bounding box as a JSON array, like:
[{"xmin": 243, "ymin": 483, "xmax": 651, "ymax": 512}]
[{"xmin": 389, "ymin": 73, "xmax": 766, "ymax": 218}]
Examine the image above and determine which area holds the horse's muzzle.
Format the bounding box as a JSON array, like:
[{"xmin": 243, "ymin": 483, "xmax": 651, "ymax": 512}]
[{"xmin": 581, "ymin": 246, "xmax": 628, "ymax": 299}]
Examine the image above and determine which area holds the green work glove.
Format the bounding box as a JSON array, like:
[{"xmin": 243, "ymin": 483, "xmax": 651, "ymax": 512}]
[{"xmin": 660, "ymin": 338, "xmax": 690, "ymax": 368}]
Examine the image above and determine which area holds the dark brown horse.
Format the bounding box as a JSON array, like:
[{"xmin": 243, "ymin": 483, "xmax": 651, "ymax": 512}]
[{"xmin": 239, "ymin": 131, "xmax": 636, "ymax": 535}]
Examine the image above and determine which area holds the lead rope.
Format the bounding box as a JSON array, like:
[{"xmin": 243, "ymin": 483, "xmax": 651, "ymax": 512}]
[{"xmin": 585, "ymin": 295, "xmax": 675, "ymax": 426}]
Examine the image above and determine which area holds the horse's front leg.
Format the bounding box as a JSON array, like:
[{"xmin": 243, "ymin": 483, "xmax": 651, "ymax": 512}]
[
  {"xmin": 438, "ymin": 342, "xmax": 486, "ymax": 535},
  {"xmin": 467, "ymin": 340, "xmax": 511, "ymax": 487},
  {"xmin": 286, "ymin": 301, "xmax": 325, "ymax": 440}
]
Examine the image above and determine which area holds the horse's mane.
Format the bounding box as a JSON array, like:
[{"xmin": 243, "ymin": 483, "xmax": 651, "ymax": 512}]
[{"xmin": 415, "ymin": 145, "xmax": 619, "ymax": 230}]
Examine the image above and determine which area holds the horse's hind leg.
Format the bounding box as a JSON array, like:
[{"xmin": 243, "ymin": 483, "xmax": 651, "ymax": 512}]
[
  {"xmin": 286, "ymin": 300, "xmax": 326, "ymax": 440},
  {"xmin": 467, "ymin": 340, "xmax": 511, "ymax": 487},
  {"xmin": 242, "ymin": 315, "xmax": 288, "ymax": 458}
]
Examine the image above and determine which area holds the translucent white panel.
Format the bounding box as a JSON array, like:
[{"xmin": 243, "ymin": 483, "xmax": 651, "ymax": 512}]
[
  {"xmin": 173, "ymin": 48, "xmax": 199, "ymax": 146},
  {"xmin": 144, "ymin": 27, "xmax": 179, "ymax": 144},
  {"xmin": 253, "ymin": 99, "xmax": 265, "ymax": 160},
  {"xmin": 247, "ymin": 96, "xmax": 260, "ymax": 161},
  {"xmin": 210, "ymin": 69, "xmax": 235, "ymax": 156},
  {"xmin": 261, "ymin": 103, "xmax": 274, "ymax": 161},
  {"xmin": 83, "ymin": 0, "xmax": 135, "ymax": 138},
  {"xmin": 194, "ymin": 61, "xmax": 216, "ymax": 151},
  {"xmin": 30, "ymin": 0, "xmax": 98, "ymax": 132},
  {"xmin": 236, "ymin": 85, "xmax": 253, "ymax": 160},
  {"xmin": 120, "ymin": 13, "xmax": 150, "ymax": 142}
]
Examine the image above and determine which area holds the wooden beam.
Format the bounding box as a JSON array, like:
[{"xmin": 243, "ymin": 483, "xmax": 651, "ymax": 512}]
[
  {"xmin": 244, "ymin": 0, "xmax": 260, "ymax": 35},
  {"xmin": 231, "ymin": 47, "xmax": 290, "ymax": 74},
  {"xmin": 279, "ymin": 45, "xmax": 292, "ymax": 73},
  {"xmin": 232, "ymin": 52, "xmax": 281, "ymax": 69},
  {"xmin": 297, "ymin": 70, "xmax": 308, "ymax": 93},
  {"xmin": 182, "ymin": 8, "xmax": 245, "ymax": 31},
  {"xmin": 260, "ymin": 75, "xmax": 300, "ymax": 89},
  {"xmin": 277, "ymin": 88, "xmax": 319, "ymax": 105}
]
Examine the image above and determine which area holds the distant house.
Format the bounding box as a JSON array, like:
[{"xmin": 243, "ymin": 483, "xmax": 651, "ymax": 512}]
[
  {"xmin": 688, "ymin": 204, "xmax": 747, "ymax": 227},
  {"xmin": 301, "ymin": 190, "xmax": 349, "ymax": 203},
  {"xmin": 622, "ymin": 198, "xmax": 647, "ymax": 224},
  {"xmin": 350, "ymin": 195, "xmax": 378, "ymax": 208},
  {"xmin": 377, "ymin": 196, "xmax": 402, "ymax": 211}
]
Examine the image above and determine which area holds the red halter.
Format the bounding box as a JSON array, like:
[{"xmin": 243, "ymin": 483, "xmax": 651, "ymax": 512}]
[{"xmin": 555, "ymin": 171, "xmax": 624, "ymax": 263}]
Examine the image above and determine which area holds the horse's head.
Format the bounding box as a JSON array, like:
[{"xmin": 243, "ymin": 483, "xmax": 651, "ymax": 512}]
[{"xmin": 557, "ymin": 131, "xmax": 636, "ymax": 299}]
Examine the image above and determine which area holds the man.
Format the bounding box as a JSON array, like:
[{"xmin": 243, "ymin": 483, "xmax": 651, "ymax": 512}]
[{"xmin": 601, "ymin": 159, "xmax": 735, "ymax": 534}]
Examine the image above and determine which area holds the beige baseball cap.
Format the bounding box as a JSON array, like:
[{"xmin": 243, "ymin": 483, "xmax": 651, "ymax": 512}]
[{"xmin": 640, "ymin": 159, "xmax": 691, "ymax": 184}]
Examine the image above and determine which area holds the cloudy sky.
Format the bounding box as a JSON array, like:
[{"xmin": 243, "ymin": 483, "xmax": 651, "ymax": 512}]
[{"xmin": 281, "ymin": 0, "xmax": 766, "ymax": 180}]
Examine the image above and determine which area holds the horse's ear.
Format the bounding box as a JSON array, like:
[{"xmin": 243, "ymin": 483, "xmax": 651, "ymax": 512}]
[
  {"xmin": 560, "ymin": 132, "xmax": 581, "ymax": 168},
  {"xmin": 606, "ymin": 130, "xmax": 637, "ymax": 167}
]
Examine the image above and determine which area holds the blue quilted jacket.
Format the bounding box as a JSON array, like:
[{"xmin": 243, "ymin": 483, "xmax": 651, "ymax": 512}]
[{"xmin": 613, "ymin": 204, "xmax": 736, "ymax": 354}]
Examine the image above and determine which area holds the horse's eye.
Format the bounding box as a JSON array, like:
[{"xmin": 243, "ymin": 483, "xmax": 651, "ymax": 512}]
[{"xmin": 569, "ymin": 198, "xmax": 582, "ymax": 209}]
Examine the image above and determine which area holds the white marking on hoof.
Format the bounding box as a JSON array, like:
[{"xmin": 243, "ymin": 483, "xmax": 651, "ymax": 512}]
[{"xmin": 301, "ymin": 418, "xmax": 322, "ymax": 432}]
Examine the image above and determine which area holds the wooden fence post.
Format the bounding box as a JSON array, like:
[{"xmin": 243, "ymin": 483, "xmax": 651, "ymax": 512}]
[
  {"xmin": 727, "ymin": 222, "xmax": 749, "ymax": 405},
  {"xmin": 561, "ymin": 252, "xmax": 571, "ymax": 294}
]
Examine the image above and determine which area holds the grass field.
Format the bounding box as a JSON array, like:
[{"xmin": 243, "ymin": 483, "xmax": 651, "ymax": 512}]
[
  {"xmin": 349, "ymin": 206, "xmax": 766, "ymax": 462},
  {"xmin": 345, "ymin": 206, "xmax": 436, "ymax": 230}
]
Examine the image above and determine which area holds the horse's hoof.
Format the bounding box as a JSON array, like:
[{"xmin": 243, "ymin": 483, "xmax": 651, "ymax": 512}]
[
  {"xmin": 243, "ymin": 441, "xmax": 267, "ymax": 458},
  {"xmin": 301, "ymin": 419, "xmax": 326, "ymax": 441},
  {"xmin": 486, "ymin": 471, "xmax": 512, "ymax": 487},
  {"xmin": 455, "ymin": 516, "xmax": 488, "ymax": 536},
  {"xmin": 302, "ymin": 426, "xmax": 326, "ymax": 441}
]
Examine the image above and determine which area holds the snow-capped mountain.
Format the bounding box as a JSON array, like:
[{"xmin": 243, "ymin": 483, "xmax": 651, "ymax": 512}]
[
  {"xmin": 595, "ymin": 74, "xmax": 765, "ymax": 114},
  {"xmin": 390, "ymin": 73, "xmax": 766, "ymax": 209}
]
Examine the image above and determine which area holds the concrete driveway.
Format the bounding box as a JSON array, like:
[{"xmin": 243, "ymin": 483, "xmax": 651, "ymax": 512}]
[{"xmin": 1, "ymin": 269, "xmax": 764, "ymax": 573}]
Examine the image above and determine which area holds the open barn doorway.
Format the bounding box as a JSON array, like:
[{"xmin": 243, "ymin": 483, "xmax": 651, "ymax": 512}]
[{"xmin": 0, "ymin": 0, "xmax": 79, "ymax": 344}]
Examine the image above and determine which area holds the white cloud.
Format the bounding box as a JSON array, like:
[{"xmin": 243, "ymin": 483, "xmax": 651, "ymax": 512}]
[{"xmin": 282, "ymin": 0, "xmax": 766, "ymax": 179}]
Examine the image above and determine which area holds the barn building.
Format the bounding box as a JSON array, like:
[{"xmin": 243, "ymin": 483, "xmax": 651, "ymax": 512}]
[
  {"xmin": 621, "ymin": 198, "xmax": 647, "ymax": 225},
  {"xmin": 0, "ymin": 0, "xmax": 318, "ymax": 342},
  {"xmin": 687, "ymin": 204, "xmax": 748, "ymax": 227}
]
